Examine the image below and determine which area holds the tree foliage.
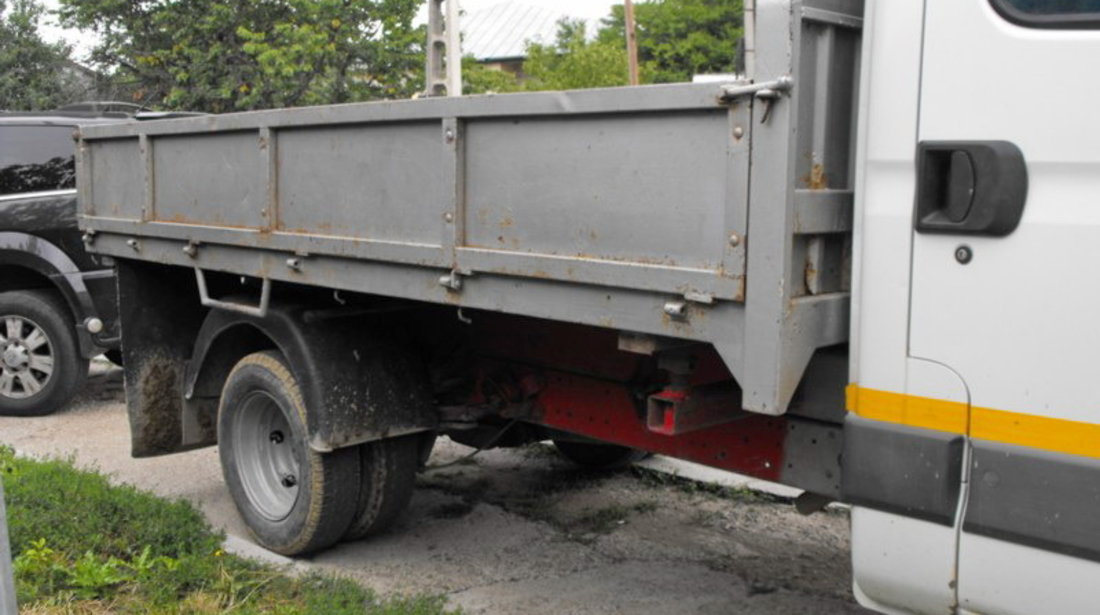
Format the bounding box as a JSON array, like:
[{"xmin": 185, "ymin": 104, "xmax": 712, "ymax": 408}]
[
  {"xmin": 0, "ymin": 0, "xmax": 81, "ymax": 111},
  {"xmin": 522, "ymin": 20, "xmax": 630, "ymax": 91},
  {"xmin": 464, "ymin": 0, "xmax": 742, "ymax": 95},
  {"xmin": 57, "ymin": 0, "xmax": 424, "ymax": 112},
  {"xmin": 599, "ymin": 0, "xmax": 743, "ymax": 84},
  {"xmin": 463, "ymin": 19, "xmax": 629, "ymax": 95}
]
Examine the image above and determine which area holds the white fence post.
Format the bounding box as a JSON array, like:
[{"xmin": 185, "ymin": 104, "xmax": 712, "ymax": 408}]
[{"xmin": 0, "ymin": 477, "xmax": 16, "ymax": 615}]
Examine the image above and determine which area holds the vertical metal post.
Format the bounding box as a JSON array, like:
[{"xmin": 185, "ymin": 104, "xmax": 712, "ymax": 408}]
[
  {"xmin": 446, "ymin": 0, "xmax": 463, "ymax": 97},
  {"xmin": 0, "ymin": 478, "xmax": 17, "ymax": 615},
  {"xmin": 425, "ymin": 0, "xmax": 462, "ymax": 97},
  {"xmin": 624, "ymin": 0, "xmax": 640, "ymax": 85},
  {"xmin": 744, "ymin": 0, "xmax": 756, "ymax": 79},
  {"xmin": 425, "ymin": 0, "xmax": 447, "ymax": 96}
]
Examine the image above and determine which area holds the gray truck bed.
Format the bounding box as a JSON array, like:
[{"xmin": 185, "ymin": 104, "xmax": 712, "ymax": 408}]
[{"xmin": 77, "ymin": 0, "xmax": 861, "ymax": 415}]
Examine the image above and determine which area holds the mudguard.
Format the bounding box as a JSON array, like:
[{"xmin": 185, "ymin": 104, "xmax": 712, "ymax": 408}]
[
  {"xmin": 184, "ymin": 303, "xmax": 438, "ymax": 453},
  {"xmin": 117, "ymin": 260, "xmax": 437, "ymax": 457},
  {"xmin": 0, "ymin": 231, "xmax": 110, "ymax": 356}
]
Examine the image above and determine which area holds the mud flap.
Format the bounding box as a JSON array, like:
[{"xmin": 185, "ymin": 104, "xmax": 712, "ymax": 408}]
[{"xmin": 116, "ymin": 260, "xmax": 207, "ymax": 457}]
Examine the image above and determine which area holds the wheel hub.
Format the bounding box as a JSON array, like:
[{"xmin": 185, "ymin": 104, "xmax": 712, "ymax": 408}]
[
  {"xmin": 2, "ymin": 344, "xmax": 28, "ymax": 371},
  {"xmin": 0, "ymin": 315, "xmax": 54, "ymax": 399},
  {"xmin": 233, "ymin": 392, "xmax": 301, "ymax": 521}
]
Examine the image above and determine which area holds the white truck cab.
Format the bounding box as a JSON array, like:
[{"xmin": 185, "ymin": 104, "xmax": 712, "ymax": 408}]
[{"xmin": 850, "ymin": 1, "xmax": 1100, "ymax": 612}]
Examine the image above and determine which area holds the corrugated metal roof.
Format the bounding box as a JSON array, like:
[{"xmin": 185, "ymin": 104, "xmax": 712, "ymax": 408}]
[{"xmin": 462, "ymin": 2, "xmax": 571, "ymax": 61}]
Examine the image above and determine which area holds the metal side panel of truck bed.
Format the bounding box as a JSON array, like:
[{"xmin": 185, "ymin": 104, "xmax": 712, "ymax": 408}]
[{"xmin": 77, "ymin": 0, "xmax": 862, "ymax": 416}]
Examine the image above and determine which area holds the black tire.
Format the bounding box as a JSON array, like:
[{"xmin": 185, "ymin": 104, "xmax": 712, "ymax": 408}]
[
  {"xmin": 342, "ymin": 434, "xmax": 419, "ymax": 541},
  {"xmin": 218, "ymin": 351, "xmax": 359, "ymax": 556},
  {"xmin": 0, "ymin": 290, "xmax": 88, "ymax": 416},
  {"xmin": 553, "ymin": 439, "xmax": 649, "ymax": 470}
]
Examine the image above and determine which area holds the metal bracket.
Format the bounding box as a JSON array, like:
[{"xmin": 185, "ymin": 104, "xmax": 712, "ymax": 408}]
[
  {"xmin": 439, "ymin": 270, "xmax": 464, "ymax": 292},
  {"xmin": 683, "ymin": 290, "xmax": 715, "ymax": 305},
  {"xmin": 195, "ymin": 268, "xmax": 271, "ymax": 318},
  {"xmin": 646, "ymin": 382, "xmax": 743, "ymax": 436}
]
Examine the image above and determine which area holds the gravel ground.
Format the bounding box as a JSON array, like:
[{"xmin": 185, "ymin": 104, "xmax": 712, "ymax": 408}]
[{"xmin": 0, "ymin": 362, "xmax": 866, "ymax": 614}]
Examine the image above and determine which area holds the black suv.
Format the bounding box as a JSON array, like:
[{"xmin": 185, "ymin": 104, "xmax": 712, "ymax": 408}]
[{"xmin": 0, "ymin": 106, "xmax": 135, "ymax": 415}]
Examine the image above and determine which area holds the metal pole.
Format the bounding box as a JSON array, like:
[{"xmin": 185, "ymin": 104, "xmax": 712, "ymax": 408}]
[
  {"xmin": 424, "ymin": 0, "xmax": 463, "ymax": 97},
  {"xmin": 624, "ymin": 0, "xmax": 640, "ymax": 85},
  {"xmin": 445, "ymin": 0, "xmax": 463, "ymax": 96},
  {"xmin": 425, "ymin": 0, "xmax": 447, "ymax": 96},
  {"xmin": 743, "ymin": 0, "xmax": 756, "ymax": 80},
  {"xmin": 0, "ymin": 478, "xmax": 18, "ymax": 615}
]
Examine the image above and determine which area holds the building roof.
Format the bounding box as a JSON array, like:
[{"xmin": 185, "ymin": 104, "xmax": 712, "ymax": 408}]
[{"xmin": 462, "ymin": 2, "xmax": 571, "ymax": 61}]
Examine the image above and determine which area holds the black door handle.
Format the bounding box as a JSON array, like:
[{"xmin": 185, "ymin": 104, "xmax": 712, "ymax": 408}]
[{"xmin": 915, "ymin": 141, "xmax": 1028, "ymax": 236}]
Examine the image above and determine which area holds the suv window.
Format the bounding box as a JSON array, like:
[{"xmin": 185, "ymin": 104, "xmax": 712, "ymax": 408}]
[
  {"xmin": 0, "ymin": 125, "xmax": 77, "ymax": 195},
  {"xmin": 992, "ymin": 0, "xmax": 1100, "ymax": 28}
]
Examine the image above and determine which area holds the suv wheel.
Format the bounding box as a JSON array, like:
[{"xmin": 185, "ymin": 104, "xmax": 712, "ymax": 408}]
[{"xmin": 0, "ymin": 290, "xmax": 88, "ymax": 416}]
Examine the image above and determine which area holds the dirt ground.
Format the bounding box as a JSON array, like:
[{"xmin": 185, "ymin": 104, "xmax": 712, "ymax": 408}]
[{"xmin": 0, "ymin": 362, "xmax": 866, "ymax": 614}]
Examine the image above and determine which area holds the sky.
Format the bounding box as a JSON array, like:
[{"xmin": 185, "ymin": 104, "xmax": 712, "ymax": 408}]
[{"xmin": 37, "ymin": 1, "xmax": 621, "ymax": 61}]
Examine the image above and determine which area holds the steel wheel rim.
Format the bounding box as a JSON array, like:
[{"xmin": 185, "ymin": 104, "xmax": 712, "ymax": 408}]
[
  {"xmin": 232, "ymin": 391, "xmax": 301, "ymax": 521},
  {"xmin": 0, "ymin": 315, "xmax": 55, "ymax": 400}
]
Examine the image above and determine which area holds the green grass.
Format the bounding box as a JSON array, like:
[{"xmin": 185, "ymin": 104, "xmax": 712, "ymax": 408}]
[
  {"xmin": 628, "ymin": 466, "xmax": 791, "ymax": 504},
  {"xmin": 571, "ymin": 501, "xmax": 659, "ymax": 535},
  {"xmin": 0, "ymin": 447, "xmax": 455, "ymax": 614}
]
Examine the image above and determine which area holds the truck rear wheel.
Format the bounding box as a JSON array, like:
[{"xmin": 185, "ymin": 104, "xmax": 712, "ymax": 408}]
[
  {"xmin": 342, "ymin": 434, "xmax": 419, "ymax": 541},
  {"xmin": 0, "ymin": 290, "xmax": 88, "ymax": 416},
  {"xmin": 553, "ymin": 439, "xmax": 649, "ymax": 470},
  {"xmin": 218, "ymin": 351, "xmax": 359, "ymax": 556}
]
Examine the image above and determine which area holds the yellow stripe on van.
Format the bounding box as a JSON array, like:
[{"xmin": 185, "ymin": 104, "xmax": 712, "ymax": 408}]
[
  {"xmin": 845, "ymin": 385, "xmax": 968, "ymax": 434},
  {"xmin": 846, "ymin": 384, "xmax": 1100, "ymax": 460}
]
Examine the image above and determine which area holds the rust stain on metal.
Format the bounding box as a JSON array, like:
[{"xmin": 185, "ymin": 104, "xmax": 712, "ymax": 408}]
[
  {"xmin": 805, "ymin": 263, "xmax": 819, "ymax": 292},
  {"xmin": 803, "ymin": 163, "xmax": 828, "ymax": 190}
]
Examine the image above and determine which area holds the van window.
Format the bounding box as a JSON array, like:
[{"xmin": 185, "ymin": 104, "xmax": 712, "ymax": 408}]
[
  {"xmin": 0, "ymin": 126, "xmax": 77, "ymax": 195},
  {"xmin": 992, "ymin": 0, "xmax": 1100, "ymax": 28}
]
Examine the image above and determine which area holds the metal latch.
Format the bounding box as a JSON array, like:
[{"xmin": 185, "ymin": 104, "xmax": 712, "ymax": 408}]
[{"xmin": 719, "ymin": 75, "xmax": 793, "ymax": 123}]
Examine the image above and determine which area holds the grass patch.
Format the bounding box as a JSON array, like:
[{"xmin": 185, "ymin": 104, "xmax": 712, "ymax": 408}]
[
  {"xmin": 571, "ymin": 501, "xmax": 659, "ymax": 535},
  {"xmin": 629, "ymin": 466, "xmax": 791, "ymax": 504},
  {"xmin": 518, "ymin": 442, "xmax": 559, "ymax": 461},
  {"xmin": 0, "ymin": 447, "xmax": 455, "ymax": 614}
]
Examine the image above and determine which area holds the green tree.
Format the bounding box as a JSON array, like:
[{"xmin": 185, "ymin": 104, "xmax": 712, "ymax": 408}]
[
  {"xmin": 0, "ymin": 0, "xmax": 81, "ymax": 110},
  {"xmin": 57, "ymin": 0, "xmax": 424, "ymax": 113},
  {"xmin": 462, "ymin": 56, "xmax": 523, "ymax": 95},
  {"xmin": 599, "ymin": 0, "xmax": 743, "ymax": 84},
  {"xmin": 520, "ymin": 19, "xmax": 630, "ymax": 92}
]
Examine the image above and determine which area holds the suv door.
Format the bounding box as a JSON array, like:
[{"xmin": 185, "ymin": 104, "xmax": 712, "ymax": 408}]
[{"xmin": 0, "ymin": 122, "xmax": 101, "ymax": 414}]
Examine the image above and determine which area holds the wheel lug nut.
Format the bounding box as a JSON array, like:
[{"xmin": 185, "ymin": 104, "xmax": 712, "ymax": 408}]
[
  {"xmin": 281, "ymin": 474, "xmax": 297, "ymax": 488},
  {"xmin": 269, "ymin": 430, "xmax": 284, "ymax": 444}
]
